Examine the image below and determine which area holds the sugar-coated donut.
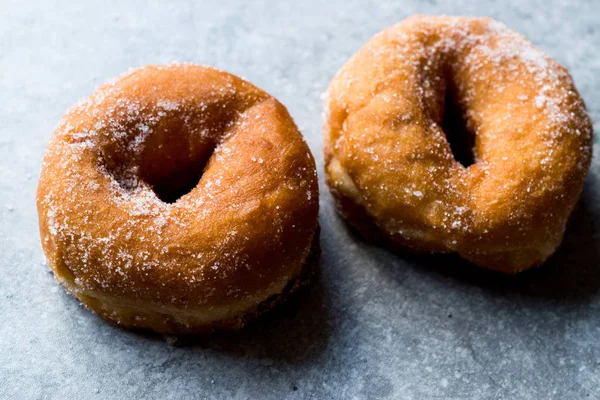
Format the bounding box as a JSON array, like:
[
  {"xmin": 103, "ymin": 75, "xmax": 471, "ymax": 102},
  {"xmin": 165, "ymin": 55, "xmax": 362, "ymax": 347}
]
[
  {"xmin": 324, "ymin": 16, "xmax": 593, "ymax": 273},
  {"xmin": 37, "ymin": 64, "xmax": 319, "ymax": 334}
]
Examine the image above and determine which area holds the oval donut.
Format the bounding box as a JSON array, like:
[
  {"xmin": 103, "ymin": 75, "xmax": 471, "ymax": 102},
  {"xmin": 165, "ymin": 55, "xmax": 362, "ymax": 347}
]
[
  {"xmin": 37, "ymin": 64, "xmax": 319, "ymax": 334},
  {"xmin": 324, "ymin": 16, "xmax": 593, "ymax": 273}
]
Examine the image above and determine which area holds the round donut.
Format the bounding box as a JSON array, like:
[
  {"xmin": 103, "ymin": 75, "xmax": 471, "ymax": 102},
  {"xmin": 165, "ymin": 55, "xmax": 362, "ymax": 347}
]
[
  {"xmin": 324, "ymin": 16, "xmax": 593, "ymax": 273},
  {"xmin": 37, "ymin": 64, "xmax": 319, "ymax": 334}
]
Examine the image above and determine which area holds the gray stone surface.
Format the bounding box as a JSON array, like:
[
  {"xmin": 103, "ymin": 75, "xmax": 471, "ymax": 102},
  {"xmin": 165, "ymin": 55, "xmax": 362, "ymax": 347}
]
[{"xmin": 1, "ymin": 0, "xmax": 599, "ymax": 398}]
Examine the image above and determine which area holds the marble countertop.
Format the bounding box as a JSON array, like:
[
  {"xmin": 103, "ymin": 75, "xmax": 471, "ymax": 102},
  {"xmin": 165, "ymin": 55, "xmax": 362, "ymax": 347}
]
[{"xmin": 1, "ymin": 0, "xmax": 599, "ymax": 398}]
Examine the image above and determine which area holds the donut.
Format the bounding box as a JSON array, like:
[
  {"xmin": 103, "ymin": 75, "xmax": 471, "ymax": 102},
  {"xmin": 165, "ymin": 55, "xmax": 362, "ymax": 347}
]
[
  {"xmin": 324, "ymin": 16, "xmax": 593, "ymax": 273},
  {"xmin": 37, "ymin": 64, "xmax": 319, "ymax": 334}
]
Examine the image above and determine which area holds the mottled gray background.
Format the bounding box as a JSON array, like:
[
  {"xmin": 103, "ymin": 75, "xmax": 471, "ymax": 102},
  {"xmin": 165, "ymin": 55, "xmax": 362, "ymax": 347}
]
[{"xmin": 1, "ymin": 0, "xmax": 599, "ymax": 399}]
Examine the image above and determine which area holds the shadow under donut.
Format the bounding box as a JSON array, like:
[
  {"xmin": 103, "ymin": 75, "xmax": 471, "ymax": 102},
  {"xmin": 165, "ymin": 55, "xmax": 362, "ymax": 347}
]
[
  {"xmin": 125, "ymin": 248, "xmax": 332, "ymax": 365},
  {"xmin": 183, "ymin": 263, "xmax": 331, "ymax": 365},
  {"xmin": 342, "ymin": 177, "xmax": 600, "ymax": 304}
]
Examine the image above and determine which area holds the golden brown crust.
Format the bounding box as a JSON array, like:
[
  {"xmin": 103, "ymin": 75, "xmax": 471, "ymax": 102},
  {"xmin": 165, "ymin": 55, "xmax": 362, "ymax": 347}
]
[
  {"xmin": 324, "ymin": 16, "xmax": 593, "ymax": 273},
  {"xmin": 56, "ymin": 226, "xmax": 320, "ymax": 335},
  {"xmin": 37, "ymin": 64, "xmax": 319, "ymax": 333}
]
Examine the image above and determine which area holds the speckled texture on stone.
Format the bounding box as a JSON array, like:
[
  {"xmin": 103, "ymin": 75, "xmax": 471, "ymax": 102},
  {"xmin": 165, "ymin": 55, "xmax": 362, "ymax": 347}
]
[{"xmin": 1, "ymin": 1, "xmax": 599, "ymax": 399}]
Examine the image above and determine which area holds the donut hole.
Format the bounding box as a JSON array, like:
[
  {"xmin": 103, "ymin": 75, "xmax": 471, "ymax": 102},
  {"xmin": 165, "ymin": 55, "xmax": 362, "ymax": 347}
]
[
  {"xmin": 102, "ymin": 136, "xmax": 213, "ymax": 204},
  {"xmin": 137, "ymin": 103, "xmax": 239, "ymax": 204},
  {"xmin": 100, "ymin": 98, "xmax": 242, "ymax": 204},
  {"xmin": 143, "ymin": 166, "xmax": 206, "ymax": 204},
  {"xmin": 139, "ymin": 141, "xmax": 215, "ymax": 204},
  {"xmin": 441, "ymin": 80, "xmax": 476, "ymax": 168},
  {"xmin": 138, "ymin": 125, "xmax": 218, "ymax": 204}
]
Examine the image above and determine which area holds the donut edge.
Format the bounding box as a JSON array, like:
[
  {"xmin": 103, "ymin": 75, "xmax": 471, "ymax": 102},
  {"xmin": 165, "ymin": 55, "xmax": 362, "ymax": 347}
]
[
  {"xmin": 50, "ymin": 226, "xmax": 321, "ymax": 336},
  {"xmin": 328, "ymin": 171, "xmax": 582, "ymax": 274}
]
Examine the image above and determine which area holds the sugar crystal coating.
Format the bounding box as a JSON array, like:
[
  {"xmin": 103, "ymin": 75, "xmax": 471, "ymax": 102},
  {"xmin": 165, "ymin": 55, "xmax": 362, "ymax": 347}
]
[
  {"xmin": 37, "ymin": 64, "xmax": 319, "ymax": 333},
  {"xmin": 324, "ymin": 16, "xmax": 592, "ymax": 272}
]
